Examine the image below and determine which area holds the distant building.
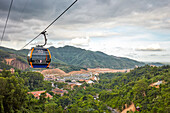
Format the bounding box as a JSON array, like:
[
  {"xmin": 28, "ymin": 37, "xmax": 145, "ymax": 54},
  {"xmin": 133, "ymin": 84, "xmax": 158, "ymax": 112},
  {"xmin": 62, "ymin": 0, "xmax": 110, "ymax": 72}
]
[
  {"xmin": 57, "ymin": 79, "xmax": 65, "ymax": 83},
  {"xmin": 76, "ymin": 83, "xmax": 82, "ymax": 86},
  {"xmin": 52, "ymin": 88, "xmax": 68, "ymax": 96},
  {"xmin": 28, "ymin": 91, "xmax": 53, "ymax": 99},
  {"xmin": 153, "ymin": 80, "xmax": 162, "ymax": 86},
  {"xmin": 85, "ymin": 80, "xmax": 94, "ymax": 84},
  {"xmin": 90, "ymin": 76, "xmax": 99, "ymax": 81},
  {"xmin": 66, "ymin": 82, "xmax": 83, "ymax": 89},
  {"xmin": 44, "ymin": 74, "xmax": 57, "ymax": 81},
  {"xmin": 150, "ymin": 80, "xmax": 164, "ymax": 88},
  {"xmin": 79, "ymin": 79, "xmax": 85, "ymax": 82},
  {"xmin": 71, "ymin": 80, "xmax": 76, "ymax": 83}
]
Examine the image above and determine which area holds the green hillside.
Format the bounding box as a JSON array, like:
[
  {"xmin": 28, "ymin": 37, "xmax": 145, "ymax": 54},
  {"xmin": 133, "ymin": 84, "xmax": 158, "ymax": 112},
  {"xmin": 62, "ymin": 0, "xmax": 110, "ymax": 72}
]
[
  {"xmin": 0, "ymin": 47, "xmax": 28, "ymax": 70},
  {"xmin": 98, "ymin": 65, "xmax": 170, "ymax": 112},
  {"xmin": 0, "ymin": 45, "xmax": 145, "ymax": 70},
  {"xmin": 49, "ymin": 46, "xmax": 144, "ymax": 69}
]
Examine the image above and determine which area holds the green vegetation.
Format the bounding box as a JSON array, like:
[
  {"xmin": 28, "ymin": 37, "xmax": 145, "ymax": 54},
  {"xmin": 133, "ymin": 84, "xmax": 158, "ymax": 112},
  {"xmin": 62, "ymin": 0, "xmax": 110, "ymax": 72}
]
[
  {"xmin": 49, "ymin": 46, "xmax": 145, "ymax": 69},
  {"xmin": 0, "ymin": 70, "xmax": 27, "ymax": 112},
  {"xmin": 98, "ymin": 65, "xmax": 170, "ymax": 112},
  {"xmin": 59, "ymin": 65, "xmax": 87, "ymax": 73},
  {"xmin": 0, "ymin": 62, "xmax": 13, "ymax": 70},
  {"xmin": 16, "ymin": 56, "xmax": 27, "ymax": 64},
  {"xmin": 54, "ymin": 82, "xmax": 68, "ymax": 89},
  {"xmin": 0, "ymin": 49, "xmax": 11, "ymax": 60},
  {"xmin": 19, "ymin": 72, "xmax": 52, "ymax": 91},
  {"xmin": 0, "ymin": 65, "xmax": 169, "ymax": 112}
]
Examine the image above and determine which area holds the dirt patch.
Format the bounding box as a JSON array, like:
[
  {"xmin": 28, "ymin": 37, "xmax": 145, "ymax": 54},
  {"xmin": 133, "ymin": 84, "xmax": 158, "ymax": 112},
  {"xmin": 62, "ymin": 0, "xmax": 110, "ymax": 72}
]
[
  {"xmin": 88, "ymin": 68, "xmax": 129, "ymax": 73},
  {"xmin": 41, "ymin": 68, "xmax": 67, "ymax": 76},
  {"xmin": 41, "ymin": 68, "xmax": 130, "ymax": 77},
  {"xmin": 5, "ymin": 58, "xmax": 29, "ymax": 70},
  {"xmin": 121, "ymin": 103, "xmax": 136, "ymax": 113},
  {"xmin": 68, "ymin": 69, "xmax": 88, "ymax": 75},
  {"xmin": 5, "ymin": 58, "xmax": 15, "ymax": 65}
]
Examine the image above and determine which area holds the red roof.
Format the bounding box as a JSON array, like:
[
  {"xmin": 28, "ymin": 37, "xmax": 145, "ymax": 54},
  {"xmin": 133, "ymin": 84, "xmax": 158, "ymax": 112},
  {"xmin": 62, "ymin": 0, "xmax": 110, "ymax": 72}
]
[
  {"xmin": 28, "ymin": 91, "xmax": 53, "ymax": 99},
  {"xmin": 52, "ymin": 88, "xmax": 68, "ymax": 96}
]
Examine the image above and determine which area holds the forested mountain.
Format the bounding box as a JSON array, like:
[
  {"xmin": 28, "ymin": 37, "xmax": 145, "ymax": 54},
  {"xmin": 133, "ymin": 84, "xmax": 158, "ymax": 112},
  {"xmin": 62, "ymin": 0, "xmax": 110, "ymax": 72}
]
[
  {"xmin": 49, "ymin": 46, "xmax": 144, "ymax": 69},
  {"xmin": 0, "ymin": 65, "xmax": 169, "ymax": 112},
  {"xmin": 0, "ymin": 45, "xmax": 144, "ymax": 70}
]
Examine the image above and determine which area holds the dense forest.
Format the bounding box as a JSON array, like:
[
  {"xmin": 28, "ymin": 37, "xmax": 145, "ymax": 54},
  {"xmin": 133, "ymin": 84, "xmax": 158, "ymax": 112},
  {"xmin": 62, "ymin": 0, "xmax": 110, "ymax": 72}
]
[
  {"xmin": 98, "ymin": 65, "xmax": 170, "ymax": 113},
  {"xmin": 0, "ymin": 65, "xmax": 169, "ymax": 113}
]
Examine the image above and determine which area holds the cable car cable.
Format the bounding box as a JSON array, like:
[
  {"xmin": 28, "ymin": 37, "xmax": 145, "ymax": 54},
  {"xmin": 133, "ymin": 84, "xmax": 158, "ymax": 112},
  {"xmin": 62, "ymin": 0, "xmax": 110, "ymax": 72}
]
[
  {"xmin": 0, "ymin": 0, "xmax": 14, "ymax": 45},
  {"xmin": 21, "ymin": 0, "xmax": 78, "ymax": 49}
]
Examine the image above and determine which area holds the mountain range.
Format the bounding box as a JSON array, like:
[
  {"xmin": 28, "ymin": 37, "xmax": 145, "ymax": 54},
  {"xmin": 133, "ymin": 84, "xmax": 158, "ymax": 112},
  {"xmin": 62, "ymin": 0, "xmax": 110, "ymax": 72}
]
[
  {"xmin": 49, "ymin": 46, "xmax": 144, "ymax": 69},
  {"xmin": 0, "ymin": 45, "xmax": 145, "ymax": 70}
]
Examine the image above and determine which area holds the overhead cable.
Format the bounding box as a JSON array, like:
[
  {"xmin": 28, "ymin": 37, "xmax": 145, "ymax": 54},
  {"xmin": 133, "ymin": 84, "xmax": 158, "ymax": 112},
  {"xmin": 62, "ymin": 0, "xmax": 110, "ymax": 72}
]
[
  {"xmin": 0, "ymin": 0, "xmax": 14, "ymax": 45},
  {"xmin": 21, "ymin": 0, "xmax": 78, "ymax": 49}
]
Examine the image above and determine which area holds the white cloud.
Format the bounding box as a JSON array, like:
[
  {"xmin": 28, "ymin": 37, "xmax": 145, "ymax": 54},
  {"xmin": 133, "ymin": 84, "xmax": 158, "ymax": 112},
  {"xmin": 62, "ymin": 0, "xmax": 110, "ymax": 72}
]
[
  {"xmin": 136, "ymin": 44, "xmax": 164, "ymax": 51},
  {"xmin": 30, "ymin": 41, "xmax": 53, "ymax": 46},
  {"xmin": 57, "ymin": 36, "xmax": 90, "ymax": 47},
  {"xmin": 71, "ymin": 36, "xmax": 90, "ymax": 46}
]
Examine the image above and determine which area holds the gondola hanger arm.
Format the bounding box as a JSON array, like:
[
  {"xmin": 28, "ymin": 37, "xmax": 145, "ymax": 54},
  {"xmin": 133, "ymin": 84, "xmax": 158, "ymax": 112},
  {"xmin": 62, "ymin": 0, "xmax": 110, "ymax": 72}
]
[{"xmin": 36, "ymin": 31, "xmax": 47, "ymax": 47}]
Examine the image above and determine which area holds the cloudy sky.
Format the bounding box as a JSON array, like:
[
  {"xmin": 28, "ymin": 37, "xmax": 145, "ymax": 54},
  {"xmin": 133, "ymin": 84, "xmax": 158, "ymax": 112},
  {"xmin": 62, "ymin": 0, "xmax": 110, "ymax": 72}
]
[{"xmin": 0, "ymin": 0, "xmax": 170, "ymax": 62}]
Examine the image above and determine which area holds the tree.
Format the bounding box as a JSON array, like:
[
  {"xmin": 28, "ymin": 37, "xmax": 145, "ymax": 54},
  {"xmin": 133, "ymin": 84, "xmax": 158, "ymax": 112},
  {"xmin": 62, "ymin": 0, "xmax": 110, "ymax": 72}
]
[
  {"xmin": 45, "ymin": 102, "xmax": 58, "ymax": 113},
  {"xmin": 39, "ymin": 92, "xmax": 47, "ymax": 104},
  {"xmin": 0, "ymin": 70, "xmax": 27, "ymax": 112},
  {"xmin": 133, "ymin": 79, "xmax": 148, "ymax": 98},
  {"xmin": 56, "ymin": 105, "xmax": 63, "ymax": 113},
  {"xmin": 20, "ymin": 71, "xmax": 52, "ymax": 91},
  {"xmin": 58, "ymin": 96, "xmax": 71, "ymax": 108},
  {"xmin": 68, "ymin": 104, "xmax": 79, "ymax": 113}
]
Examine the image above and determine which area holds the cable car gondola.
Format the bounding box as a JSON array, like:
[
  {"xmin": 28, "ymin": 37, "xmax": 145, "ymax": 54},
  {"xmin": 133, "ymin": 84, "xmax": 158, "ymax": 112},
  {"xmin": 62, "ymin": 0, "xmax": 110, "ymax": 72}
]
[
  {"xmin": 25, "ymin": 0, "xmax": 78, "ymax": 68},
  {"xmin": 27, "ymin": 31, "xmax": 51, "ymax": 68}
]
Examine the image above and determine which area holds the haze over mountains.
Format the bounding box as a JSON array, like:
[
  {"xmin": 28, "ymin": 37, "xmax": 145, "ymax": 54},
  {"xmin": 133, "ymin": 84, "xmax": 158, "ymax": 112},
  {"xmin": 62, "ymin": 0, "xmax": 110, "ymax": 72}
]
[{"xmin": 1, "ymin": 45, "xmax": 145, "ymax": 70}]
